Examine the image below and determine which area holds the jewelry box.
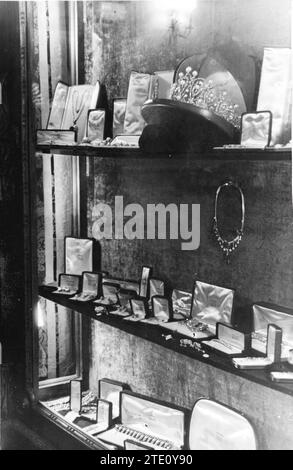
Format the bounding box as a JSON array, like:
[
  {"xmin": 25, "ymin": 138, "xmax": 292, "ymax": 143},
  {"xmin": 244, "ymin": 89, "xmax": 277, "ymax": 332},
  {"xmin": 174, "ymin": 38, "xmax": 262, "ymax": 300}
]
[
  {"xmin": 149, "ymin": 278, "xmax": 165, "ymax": 299},
  {"xmin": 65, "ymin": 237, "xmax": 96, "ymax": 276},
  {"xmin": 240, "ymin": 111, "xmax": 272, "ymax": 148},
  {"xmin": 46, "ymin": 80, "xmax": 106, "ymax": 143},
  {"xmin": 141, "ymin": 295, "xmax": 172, "ymax": 325},
  {"xmin": 96, "ymin": 390, "xmax": 187, "ymax": 450},
  {"xmin": 189, "ymin": 398, "xmax": 256, "ymax": 450},
  {"xmin": 251, "ymin": 303, "xmax": 293, "ymax": 360},
  {"xmin": 110, "ymin": 134, "xmax": 140, "ymax": 147},
  {"xmin": 123, "ymin": 298, "xmax": 148, "ymax": 322},
  {"xmin": 172, "ymin": 289, "xmax": 192, "ymax": 320},
  {"xmin": 161, "ymin": 280, "xmax": 234, "ymax": 340},
  {"xmin": 36, "ymin": 129, "xmax": 77, "ymax": 146},
  {"xmin": 53, "ymin": 273, "xmax": 80, "ymax": 296},
  {"xmin": 94, "ymin": 283, "xmax": 120, "ymax": 307},
  {"xmin": 201, "ymin": 322, "xmax": 250, "ymax": 356},
  {"xmin": 86, "ymin": 108, "xmax": 105, "ymax": 142},
  {"xmin": 70, "ymin": 271, "xmax": 102, "ymax": 302},
  {"xmin": 233, "ymin": 324, "xmax": 282, "ymax": 370},
  {"xmin": 102, "ymin": 277, "xmax": 140, "ymax": 295},
  {"xmin": 98, "ymin": 378, "xmax": 130, "ymax": 420}
]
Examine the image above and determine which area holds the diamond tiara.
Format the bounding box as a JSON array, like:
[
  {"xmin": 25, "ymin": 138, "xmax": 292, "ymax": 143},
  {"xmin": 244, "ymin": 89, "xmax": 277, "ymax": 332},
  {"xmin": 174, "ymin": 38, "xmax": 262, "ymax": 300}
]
[{"xmin": 170, "ymin": 67, "xmax": 241, "ymax": 129}]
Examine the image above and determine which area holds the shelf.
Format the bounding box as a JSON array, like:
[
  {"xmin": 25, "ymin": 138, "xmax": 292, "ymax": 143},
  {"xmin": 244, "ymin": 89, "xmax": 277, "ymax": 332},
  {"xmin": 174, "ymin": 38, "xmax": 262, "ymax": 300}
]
[
  {"xmin": 39, "ymin": 285, "xmax": 293, "ymax": 398},
  {"xmin": 35, "ymin": 144, "xmax": 292, "ymax": 161}
]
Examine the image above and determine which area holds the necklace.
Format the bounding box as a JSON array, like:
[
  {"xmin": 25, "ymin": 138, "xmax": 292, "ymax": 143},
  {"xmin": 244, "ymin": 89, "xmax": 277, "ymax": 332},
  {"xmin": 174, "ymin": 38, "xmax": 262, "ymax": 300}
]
[{"xmin": 213, "ymin": 181, "xmax": 245, "ymax": 263}]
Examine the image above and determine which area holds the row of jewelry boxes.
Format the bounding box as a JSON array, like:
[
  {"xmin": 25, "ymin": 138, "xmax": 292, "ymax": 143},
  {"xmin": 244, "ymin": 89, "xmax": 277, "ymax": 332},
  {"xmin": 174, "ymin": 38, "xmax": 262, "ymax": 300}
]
[
  {"xmin": 42, "ymin": 378, "xmax": 256, "ymax": 450},
  {"xmin": 51, "ymin": 266, "xmax": 293, "ymax": 365}
]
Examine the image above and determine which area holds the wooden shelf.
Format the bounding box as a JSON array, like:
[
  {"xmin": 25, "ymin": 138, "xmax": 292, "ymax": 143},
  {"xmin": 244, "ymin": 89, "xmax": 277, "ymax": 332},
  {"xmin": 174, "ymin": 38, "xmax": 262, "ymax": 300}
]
[
  {"xmin": 39, "ymin": 285, "xmax": 293, "ymax": 398},
  {"xmin": 35, "ymin": 144, "xmax": 292, "ymax": 161}
]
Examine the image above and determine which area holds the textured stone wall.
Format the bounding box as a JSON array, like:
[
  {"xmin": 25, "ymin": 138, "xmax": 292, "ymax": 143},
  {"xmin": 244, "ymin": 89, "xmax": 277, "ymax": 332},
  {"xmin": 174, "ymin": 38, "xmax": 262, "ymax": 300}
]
[{"xmin": 84, "ymin": 1, "xmax": 293, "ymax": 450}]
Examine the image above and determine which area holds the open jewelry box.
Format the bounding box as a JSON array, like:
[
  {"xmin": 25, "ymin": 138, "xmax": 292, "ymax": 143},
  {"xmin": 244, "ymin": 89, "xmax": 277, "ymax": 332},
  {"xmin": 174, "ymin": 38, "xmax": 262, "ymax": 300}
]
[
  {"xmin": 189, "ymin": 398, "xmax": 257, "ymax": 450},
  {"xmin": 160, "ymin": 280, "xmax": 235, "ymax": 340},
  {"xmin": 201, "ymin": 322, "xmax": 250, "ymax": 356},
  {"xmin": 251, "ymin": 303, "xmax": 293, "ymax": 360},
  {"xmin": 70, "ymin": 271, "xmax": 102, "ymax": 302},
  {"xmin": 52, "ymin": 273, "xmax": 81, "ymax": 296},
  {"xmin": 138, "ymin": 295, "xmax": 173, "ymax": 324},
  {"xmin": 172, "ymin": 289, "xmax": 192, "ymax": 321},
  {"xmin": 96, "ymin": 390, "xmax": 187, "ymax": 450}
]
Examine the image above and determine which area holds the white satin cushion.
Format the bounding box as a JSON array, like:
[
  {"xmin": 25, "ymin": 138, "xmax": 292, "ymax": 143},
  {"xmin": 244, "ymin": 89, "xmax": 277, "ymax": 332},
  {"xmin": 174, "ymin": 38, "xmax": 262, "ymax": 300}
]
[
  {"xmin": 191, "ymin": 281, "xmax": 234, "ymax": 326},
  {"xmin": 189, "ymin": 398, "xmax": 256, "ymax": 450},
  {"xmin": 121, "ymin": 392, "xmax": 185, "ymax": 447}
]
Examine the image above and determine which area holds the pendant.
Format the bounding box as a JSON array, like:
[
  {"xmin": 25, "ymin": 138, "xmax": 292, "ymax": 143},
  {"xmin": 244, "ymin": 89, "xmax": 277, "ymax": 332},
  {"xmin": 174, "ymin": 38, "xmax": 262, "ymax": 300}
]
[{"xmin": 70, "ymin": 124, "xmax": 78, "ymax": 133}]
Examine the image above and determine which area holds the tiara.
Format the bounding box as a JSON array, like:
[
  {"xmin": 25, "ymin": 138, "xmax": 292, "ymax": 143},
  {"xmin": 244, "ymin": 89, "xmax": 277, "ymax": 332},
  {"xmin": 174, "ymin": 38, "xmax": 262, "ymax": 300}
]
[{"xmin": 170, "ymin": 67, "xmax": 241, "ymax": 129}]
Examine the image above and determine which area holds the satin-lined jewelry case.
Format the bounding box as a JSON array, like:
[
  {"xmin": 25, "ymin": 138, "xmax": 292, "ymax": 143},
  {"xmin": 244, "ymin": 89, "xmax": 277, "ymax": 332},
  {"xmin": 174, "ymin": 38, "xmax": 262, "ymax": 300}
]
[
  {"xmin": 36, "ymin": 129, "xmax": 77, "ymax": 145},
  {"xmin": 161, "ymin": 281, "xmax": 234, "ymax": 339},
  {"xmin": 189, "ymin": 398, "xmax": 256, "ymax": 450},
  {"xmin": 149, "ymin": 278, "xmax": 165, "ymax": 299},
  {"xmin": 93, "ymin": 283, "xmax": 120, "ymax": 307},
  {"xmin": 110, "ymin": 134, "xmax": 140, "ymax": 147},
  {"xmin": 124, "ymin": 298, "xmax": 148, "ymax": 322},
  {"xmin": 257, "ymin": 47, "xmax": 292, "ymax": 145},
  {"xmin": 202, "ymin": 322, "xmax": 249, "ymax": 356},
  {"xmin": 65, "ymin": 237, "xmax": 94, "ymax": 276},
  {"xmin": 98, "ymin": 379, "xmax": 130, "ymax": 420},
  {"xmin": 191, "ymin": 281, "xmax": 234, "ymax": 327},
  {"xmin": 102, "ymin": 277, "xmax": 140, "ymax": 295},
  {"xmin": 53, "ymin": 273, "xmax": 80, "ymax": 295},
  {"xmin": 172, "ymin": 289, "xmax": 192, "ymax": 320},
  {"xmin": 240, "ymin": 111, "xmax": 272, "ymax": 148},
  {"xmin": 97, "ymin": 390, "xmax": 186, "ymax": 450},
  {"xmin": 251, "ymin": 303, "xmax": 293, "ymax": 359},
  {"xmin": 112, "ymin": 98, "xmax": 126, "ymax": 138},
  {"xmin": 61, "ymin": 82, "xmax": 102, "ymax": 143},
  {"xmin": 86, "ymin": 109, "xmax": 105, "ymax": 141},
  {"xmin": 140, "ymin": 296, "xmax": 172, "ymax": 325},
  {"xmin": 70, "ymin": 271, "xmax": 102, "ymax": 301},
  {"xmin": 124, "ymin": 72, "xmax": 158, "ymax": 135}
]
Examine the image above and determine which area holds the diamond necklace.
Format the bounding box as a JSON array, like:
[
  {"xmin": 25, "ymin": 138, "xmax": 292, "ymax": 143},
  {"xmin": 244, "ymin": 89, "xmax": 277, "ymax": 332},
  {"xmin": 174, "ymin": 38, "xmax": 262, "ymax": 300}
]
[{"xmin": 213, "ymin": 181, "xmax": 245, "ymax": 263}]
